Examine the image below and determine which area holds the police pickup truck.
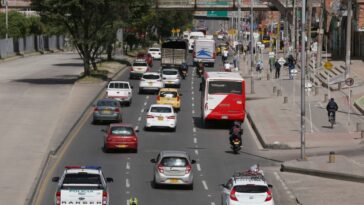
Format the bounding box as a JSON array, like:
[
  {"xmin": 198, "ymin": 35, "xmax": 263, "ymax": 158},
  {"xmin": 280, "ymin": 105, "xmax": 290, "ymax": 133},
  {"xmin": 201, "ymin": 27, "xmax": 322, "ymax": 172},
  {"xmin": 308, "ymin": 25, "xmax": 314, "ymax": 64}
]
[{"xmin": 52, "ymin": 166, "xmax": 113, "ymax": 205}]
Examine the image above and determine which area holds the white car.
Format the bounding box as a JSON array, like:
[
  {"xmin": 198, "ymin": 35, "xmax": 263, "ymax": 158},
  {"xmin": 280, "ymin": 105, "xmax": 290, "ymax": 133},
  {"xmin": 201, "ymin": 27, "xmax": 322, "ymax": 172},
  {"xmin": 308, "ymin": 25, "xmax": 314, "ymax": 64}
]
[
  {"xmin": 145, "ymin": 104, "xmax": 177, "ymax": 131},
  {"xmin": 161, "ymin": 68, "xmax": 181, "ymax": 88},
  {"xmin": 221, "ymin": 169, "xmax": 274, "ymax": 205},
  {"xmin": 139, "ymin": 72, "xmax": 164, "ymax": 94},
  {"xmin": 52, "ymin": 166, "xmax": 113, "ymax": 205},
  {"xmin": 130, "ymin": 59, "xmax": 150, "ymax": 79},
  {"xmin": 106, "ymin": 81, "xmax": 132, "ymax": 106},
  {"xmin": 148, "ymin": 47, "xmax": 161, "ymax": 60}
]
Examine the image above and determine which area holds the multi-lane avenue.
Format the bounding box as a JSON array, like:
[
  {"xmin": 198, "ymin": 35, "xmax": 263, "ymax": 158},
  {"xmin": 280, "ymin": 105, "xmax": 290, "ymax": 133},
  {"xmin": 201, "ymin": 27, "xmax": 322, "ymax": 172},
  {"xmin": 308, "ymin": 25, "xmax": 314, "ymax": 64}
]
[{"xmin": 36, "ymin": 54, "xmax": 298, "ymax": 205}]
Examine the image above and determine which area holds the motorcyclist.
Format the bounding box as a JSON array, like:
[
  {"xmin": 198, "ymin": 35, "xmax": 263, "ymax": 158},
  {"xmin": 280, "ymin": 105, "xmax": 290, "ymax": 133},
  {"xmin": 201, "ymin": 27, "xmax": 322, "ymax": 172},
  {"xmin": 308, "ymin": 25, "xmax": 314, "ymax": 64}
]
[
  {"xmin": 229, "ymin": 121, "xmax": 242, "ymax": 146},
  {"xmin": 180, "ymin": 63, "xmax": 188, "ymax": 78},
  {"xmin": 197, "ymin": 62, "xmax": 204, "ymax": 77},
  {"xmin": 326, "ymin": 98, "xmax": 338, "ymax": 121}
]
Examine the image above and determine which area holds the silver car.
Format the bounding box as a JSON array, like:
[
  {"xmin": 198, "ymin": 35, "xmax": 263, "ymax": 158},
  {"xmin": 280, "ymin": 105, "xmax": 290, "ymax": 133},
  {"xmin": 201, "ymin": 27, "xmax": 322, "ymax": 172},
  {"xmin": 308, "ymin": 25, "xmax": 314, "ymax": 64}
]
[
  {"xmin": 161, "ymin": 68, "xmax": 181, "ymax": 88},
  {"xmin": 92, "ymin": 98, "xmax": 122, "ymax": 124},
  {"xmin": 151, "ymin": 151, "xmax": 196, "ymax": 189}
]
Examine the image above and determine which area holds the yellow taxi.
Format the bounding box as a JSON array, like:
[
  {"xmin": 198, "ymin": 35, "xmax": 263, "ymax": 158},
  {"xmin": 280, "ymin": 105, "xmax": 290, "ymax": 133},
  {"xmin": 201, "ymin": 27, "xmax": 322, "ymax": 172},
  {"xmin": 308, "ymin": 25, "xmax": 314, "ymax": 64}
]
[{"xmin": 156, "ymin": 88, "xmax": 181, "ymax": 110}]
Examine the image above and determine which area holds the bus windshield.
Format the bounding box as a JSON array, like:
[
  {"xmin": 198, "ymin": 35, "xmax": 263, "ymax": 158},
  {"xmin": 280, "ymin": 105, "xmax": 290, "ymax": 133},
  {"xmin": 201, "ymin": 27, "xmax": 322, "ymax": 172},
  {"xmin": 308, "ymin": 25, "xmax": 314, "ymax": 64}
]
[{"xmin": 208, "ymin": 81, "xmax": 242, "ymax": 95}]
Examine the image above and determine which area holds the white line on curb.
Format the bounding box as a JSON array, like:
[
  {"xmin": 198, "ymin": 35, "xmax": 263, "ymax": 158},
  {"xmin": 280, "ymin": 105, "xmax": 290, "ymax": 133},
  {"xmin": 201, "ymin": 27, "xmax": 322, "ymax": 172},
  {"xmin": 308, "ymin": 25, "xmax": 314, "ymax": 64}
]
[{"xmin": 202, "ymin": 180, "xmax": 208, "ymax": 190}]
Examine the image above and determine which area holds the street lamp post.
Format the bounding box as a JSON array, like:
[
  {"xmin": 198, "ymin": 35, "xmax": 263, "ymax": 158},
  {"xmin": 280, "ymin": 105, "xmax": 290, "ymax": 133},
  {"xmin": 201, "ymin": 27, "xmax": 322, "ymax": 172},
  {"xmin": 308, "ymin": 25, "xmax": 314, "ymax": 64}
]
[
  {"xmin": 300, "ymin": 0, "xmax": 307, "ymax": 160},
  {"xmin": 250, "ymin": 0, "xmax": 255, "ymax": 94},
  {"xmin": 237, "ymin": 0, "xmax": 241, "ymax": 71}
]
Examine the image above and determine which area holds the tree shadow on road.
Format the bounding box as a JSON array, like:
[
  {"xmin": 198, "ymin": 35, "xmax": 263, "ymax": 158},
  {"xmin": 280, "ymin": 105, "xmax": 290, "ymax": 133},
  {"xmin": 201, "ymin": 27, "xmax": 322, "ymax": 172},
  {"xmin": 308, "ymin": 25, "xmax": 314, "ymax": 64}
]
[{"xmin": 13, "ymin": 77, "xmax": 78, "ymax": 85}]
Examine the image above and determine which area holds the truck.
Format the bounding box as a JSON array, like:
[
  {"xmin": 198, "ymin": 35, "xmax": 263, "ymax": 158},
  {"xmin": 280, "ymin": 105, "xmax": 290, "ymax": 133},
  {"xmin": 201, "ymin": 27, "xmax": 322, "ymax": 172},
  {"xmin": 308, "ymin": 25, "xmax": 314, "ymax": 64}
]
[
  {"xmin": 106, "ymin": 81, "xmax": 133, "ymax": 106},
  {"xmin": 193, "ymin": 38, "xmax": 216, "ymax": 67},
  {"xmin": 52, "ymin": 166, "xmax": 113, "ymax": 205},
  {"xmin": 161, "ymin": 40, "xmax": 188, "ymax": 69}
]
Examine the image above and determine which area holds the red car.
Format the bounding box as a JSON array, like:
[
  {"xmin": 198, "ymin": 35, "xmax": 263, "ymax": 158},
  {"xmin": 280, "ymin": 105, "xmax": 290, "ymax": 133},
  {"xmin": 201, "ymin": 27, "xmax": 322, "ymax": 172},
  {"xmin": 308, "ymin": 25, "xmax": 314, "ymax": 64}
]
[
  {"xmin": 103, "ymin": 123, "xmax": 138, "ymax": 153},
  {"xmin": 137, "ymin": 52, "xmax": 153, "ymax": 66}
]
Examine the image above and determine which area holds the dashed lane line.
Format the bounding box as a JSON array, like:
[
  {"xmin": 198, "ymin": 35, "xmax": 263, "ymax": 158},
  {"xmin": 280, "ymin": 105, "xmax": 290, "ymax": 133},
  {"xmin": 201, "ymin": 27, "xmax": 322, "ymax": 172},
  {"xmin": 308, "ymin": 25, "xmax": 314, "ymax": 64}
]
[
  {"xmin": 274, "ymin": 172, "xmax": 296, "ymax": 201},
  {"xmin": 137, "ymin": 116, "xmax": 142, "ymax": 122},
  {"xmin": 146, "ymin": 96, "xmax": 150, "ymax": 99},
  {"xmin": 196, "ymin": 163, "xmax": 201, "ymax": 171},
  {"xmin": 134, "ymin": 126, "xmax": 139, "ymax": 131},
  {"xmin": 193, "ymin": 137, "xmax": 197, "ymax": 144},
  {"xmin": 195, "ymin": 149, "xmax": 199, "ymax": 155},
  {"xmin": 140, "ymin": 108, "xmax": 144, "ymax": 113},
  {"xmin": 202, "ymin": 180, "xmax": 209, "ymax": 190},
  {"xmin": 193, "ymin": 127, "xmax": 197, "ymax": 133},
  {"xmin": 192, "ymin": 110, "xmax": 195, "ymax": 114},
  {"xmin": 126, "ymin": 162, "xmax": 130, "ymax": 170},
  {"xmin": 126, "ymin": 178, "xmax": 130, "ymax": 188},
  {"xmin": 211, "ymin": 202, "xmax": 216, "ymax": 205},
  {"xmin": 144, "ymin": 102, "xmax": 147, "ymax": 106},
  {"xmin": 192, "ymin": 103, "xmax": 195, "ymax": 107}
]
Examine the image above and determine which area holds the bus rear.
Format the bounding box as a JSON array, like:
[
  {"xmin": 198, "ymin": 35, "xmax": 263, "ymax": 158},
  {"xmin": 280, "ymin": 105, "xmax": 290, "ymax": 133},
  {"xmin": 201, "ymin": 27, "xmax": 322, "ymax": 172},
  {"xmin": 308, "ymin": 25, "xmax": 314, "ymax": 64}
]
[{"xmin": 201, "ymin": 72, "xmax": 245, "ymax": 123}]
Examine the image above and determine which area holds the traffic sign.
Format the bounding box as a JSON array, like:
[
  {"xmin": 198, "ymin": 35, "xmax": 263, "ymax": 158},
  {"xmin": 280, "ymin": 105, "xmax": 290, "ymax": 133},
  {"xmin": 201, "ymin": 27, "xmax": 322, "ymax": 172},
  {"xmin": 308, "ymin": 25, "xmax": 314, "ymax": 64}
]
[
  {"xmin": 207, "ymin": 11, "xmax": 228, "ymax": 17},
  {"xmin": 323, "ymin": 61, "xmax": 333, "ymax": 70},
  {"xmin": 345, "ymin": 77, "xmax": 354, "ymax": 86}
]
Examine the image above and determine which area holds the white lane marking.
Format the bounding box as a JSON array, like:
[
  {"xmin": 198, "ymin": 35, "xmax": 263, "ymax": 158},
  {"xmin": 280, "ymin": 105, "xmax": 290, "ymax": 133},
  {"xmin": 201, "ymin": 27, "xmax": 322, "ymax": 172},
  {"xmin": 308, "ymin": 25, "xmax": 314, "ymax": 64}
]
[
  {"xmin": 126, "ymin": 200, "xmax": 129, "ymax": 205},
  {"xmin": 192, "ymin": 97, "xmax": 194, "ymax": 101},
  {"xmin": 134, "ymin": 126, "xmax": 139, "ymax": 131},
  {"xmin": 146, "ymin": 96, "xmax": 150, "ymax": 99},
  {"xmin": 126, "ymin": 178, "xmax": 130, "ymax": 188},
  {"xmin": 196, "ymin": 163, "xmax": 201, "ymax": 171},
  {"xmin": 126, "ymin": 191, "xmax": 130, "ymax": 194},
  {"xmin": 193, "ymin": 127, "xmax": 197, "ymax": 133},
  {"xmin": 140, "ymin": 108, "xmax": 144, "ymax": 113},
  {"xmin": 138, "ymin": 116, "xmax": 142, "ymax": 121},
  {"xmin": 195, "ymin": 149, "xmax": 199, "ymax": 155},
  {"xmin": 126, "ymin": 162, "xmax": 130, "ymax": 170},
  {"xmin": 192, "ymin": 103, "xmax": 195, "ymax": 107},
  {"xmin": 202, "ymin": 180, "xmax": 208, "ymax": 190},
  {"xmin": 144, "ymin": 102, "xmax": 147, "ymax": 106},
  {"xmin": 211, "ymin": 202, "xmax": 216, "ymax": 205},
  {"xmin": 127, "ymin": 157, "xmax": 131, "ymax": 160},
  {"xmin": 192, "ymin": 110, "xmax": 195, "ymax": 114},
  {"xmin": 192, "ymin": 91, "xmax": 194, "ymax": 95},
  {"xmin": 194, "ymin": 137, "xmax": 197, "ymax": 144}
]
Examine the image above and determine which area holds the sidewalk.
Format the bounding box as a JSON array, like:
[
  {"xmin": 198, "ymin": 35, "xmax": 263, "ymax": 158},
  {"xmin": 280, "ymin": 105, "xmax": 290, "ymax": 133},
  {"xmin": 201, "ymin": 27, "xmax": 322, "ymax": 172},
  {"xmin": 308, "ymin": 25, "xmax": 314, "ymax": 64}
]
[{"xmin": 239, "ymin": 51, "xmax": 364, "ymax": 204}]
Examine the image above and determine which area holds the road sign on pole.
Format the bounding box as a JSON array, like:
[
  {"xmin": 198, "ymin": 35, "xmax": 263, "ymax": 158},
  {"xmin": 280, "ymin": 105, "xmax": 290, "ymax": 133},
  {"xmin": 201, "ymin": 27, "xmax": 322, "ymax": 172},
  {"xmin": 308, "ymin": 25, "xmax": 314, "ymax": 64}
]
[{"xmin": 345, "ymin": 77, "xmax": 354, "ymax": 86}]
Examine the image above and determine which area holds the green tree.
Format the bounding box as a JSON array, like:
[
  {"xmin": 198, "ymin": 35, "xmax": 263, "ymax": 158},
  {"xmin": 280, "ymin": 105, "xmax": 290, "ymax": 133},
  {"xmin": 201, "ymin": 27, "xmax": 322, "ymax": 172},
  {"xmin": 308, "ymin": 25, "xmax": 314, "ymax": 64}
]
[{"xmin": 32, "ymin": 0, "xmax": 123, "ymax": 75}]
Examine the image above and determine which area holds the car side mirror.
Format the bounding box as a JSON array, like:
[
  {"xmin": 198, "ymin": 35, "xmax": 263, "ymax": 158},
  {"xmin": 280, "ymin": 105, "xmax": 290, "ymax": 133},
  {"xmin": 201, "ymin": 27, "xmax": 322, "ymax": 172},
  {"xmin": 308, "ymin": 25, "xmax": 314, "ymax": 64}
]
[
  {"xmin": 101, "ymin": 129, "xmax": 107, "ymax": 133},
  {"xmin": 106, "ymin": 177, "xmax": 114, "ymax": 183},
  {"xmin": 191, "ymin": 160, "xmax": 196, "ymax": 164},
  {"xmin": 268, "ymin": 184, "xmax": 273, "ymax": 188},
  {"xmin": 52, "ymin": 177, "xmax": 59, "ymax": 182},
  {"xmin": 150, "ymin": 159, "xmax": 156, "ymax": 163}
]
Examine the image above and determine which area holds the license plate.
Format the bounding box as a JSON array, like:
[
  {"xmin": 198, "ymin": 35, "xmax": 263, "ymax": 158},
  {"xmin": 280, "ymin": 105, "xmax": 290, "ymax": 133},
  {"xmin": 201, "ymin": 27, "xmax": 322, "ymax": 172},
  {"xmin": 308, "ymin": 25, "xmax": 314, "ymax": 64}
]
[
  {"xmin": 148, "ymin": 82, "xmax": 153, "ymax": 85},
  {"xmin": 234, "ymin": 141, "xmax": 240, "ymax": 145},
  {"xmin": 102, "ymin": 110, "xmax": 112, "ymax": 114},
  {"xmin": 117, "ymin": 145, "xmax": 128, "ymax": 148},
  {"xmin": 168, "ymin": 81, "xmax": 173, "ymax": 84},
  {"xmin": 169, "ymin": 179, "xmax": 180, "ymax": 184},
  {"xmin": 158, "ymin": 116, "xmax": 164, "ymax": 121},
  {"xmin": 221, "ymin": 115, "xmax": 228, "ymax": 119}
]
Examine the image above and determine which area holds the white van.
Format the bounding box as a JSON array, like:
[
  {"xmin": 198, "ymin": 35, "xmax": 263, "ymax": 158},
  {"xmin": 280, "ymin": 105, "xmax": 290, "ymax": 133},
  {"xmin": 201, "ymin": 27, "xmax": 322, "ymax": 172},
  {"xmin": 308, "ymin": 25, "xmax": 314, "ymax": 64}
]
[
  {"xmin": 188, "ymin": 31, "xmax": 205, "ymax": 52},
  {"xmin": 193, "ymin": 38, "xmax": 216, "ymax": 67}
]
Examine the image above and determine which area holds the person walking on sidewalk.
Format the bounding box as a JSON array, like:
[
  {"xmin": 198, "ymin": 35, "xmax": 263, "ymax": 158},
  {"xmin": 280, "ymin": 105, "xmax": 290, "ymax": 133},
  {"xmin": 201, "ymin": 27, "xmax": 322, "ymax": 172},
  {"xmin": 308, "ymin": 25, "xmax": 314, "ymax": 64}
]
[
  {"xmin": 326, "ymin": 98, "xmax": 338, "ymax": 121},
  {"xmin": 274, "ymin": 59, "xmax": 281, "ymax": 79}
]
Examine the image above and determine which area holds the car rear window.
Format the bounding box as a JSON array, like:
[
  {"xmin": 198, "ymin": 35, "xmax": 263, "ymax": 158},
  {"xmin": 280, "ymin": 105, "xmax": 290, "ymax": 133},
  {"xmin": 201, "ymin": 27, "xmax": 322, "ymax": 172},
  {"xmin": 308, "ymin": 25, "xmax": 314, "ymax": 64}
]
[
  {"xmin": 143, "ymin": 74, "xmax": 160, "ymax": 80},
  {"xmin": 161, "ymin": 157, "xmax": 188, "ymax": 167},
  {"xmin": 110, "ymin": 126, "xmax": 134, "ymax": 136},
  {"xmin": 149, "ymin": 48, "xmax": 160, "ymax": 52},
  {"xmin": 108, "ymin": 83, "xmax": 129, "ymax": 89},
  {"xmin": 150, "ymin": 106, "xmax": 172, "ymax": 113},
  {"xmin": 234, "ymin": 185, "xmax": 268, "ymax": 193},
  {"xmin": 162, "ymin": 70, "xmax": 178, "ymax": 75},
  {"xmin": 133, "ymin": 62, "xmax": 147, "ymax": 67},
  {"xmin": 63, "ymin": 173, "xmax": 102, "ymax": 185},
  {"xmin": 160, "ymin": 91, "xmax": 177, "ymax": 98},
  {"xmin": 208, "ymin": 81, "xmax": 242, "ymax": 95},
  {"xmin": 97, "ymin": 100, "xmax": 118, "ymax": 107}
]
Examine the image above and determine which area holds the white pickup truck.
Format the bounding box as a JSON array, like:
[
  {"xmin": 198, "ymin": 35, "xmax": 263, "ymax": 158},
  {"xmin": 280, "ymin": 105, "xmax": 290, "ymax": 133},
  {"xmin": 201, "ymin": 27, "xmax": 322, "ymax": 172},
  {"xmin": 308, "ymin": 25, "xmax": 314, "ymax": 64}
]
[
  {"xmin": 106, "ymin": 81, "xmax": 133, "ymax": 106},
  {"xmin": 52, "ymin": 166, "xmax": 113, "ymax": 205}
]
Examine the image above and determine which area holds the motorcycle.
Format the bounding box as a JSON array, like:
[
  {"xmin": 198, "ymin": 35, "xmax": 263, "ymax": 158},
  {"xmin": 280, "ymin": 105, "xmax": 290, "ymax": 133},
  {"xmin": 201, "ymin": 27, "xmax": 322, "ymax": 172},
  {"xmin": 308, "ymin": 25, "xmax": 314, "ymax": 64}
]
[
  {"xmin": 181, "ymin": 69, "xmax": 187, "ymax": 79},
  {"xmin": 231, "ymin": 138, "xmax": 241, "ymax": 154},
  {"xmin": 196, "ymin": 64, "xmax": 204, "ymax": 78},
  {"xmin": 329, "ymin": 112, "xmax": 335, "ymax": 128}
]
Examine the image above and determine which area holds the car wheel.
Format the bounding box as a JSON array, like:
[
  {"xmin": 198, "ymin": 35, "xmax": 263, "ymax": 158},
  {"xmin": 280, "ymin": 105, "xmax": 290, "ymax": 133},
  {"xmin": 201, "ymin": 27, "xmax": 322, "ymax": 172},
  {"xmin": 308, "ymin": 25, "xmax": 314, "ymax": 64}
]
[
  {"xmin": 127, "ymin": 100, "xmax": 132, "ymax": 106},
  {"xmin": 133, "ymin": 149, "xmax": 138, "ymax": 153},
  {"xmin": 139, "ymin": 89, "xmax": 143, "ymax": 94},
  {"xmin": 103, "ymin": 146, "xmax": 109, "ymax": 153},
  {"xmin": 171, "ymin": 127, "xmax": 176, "ymax": 132},
  {"xmin": 153, "ymin": 178, "xmax": 160, "ymax": 189}
]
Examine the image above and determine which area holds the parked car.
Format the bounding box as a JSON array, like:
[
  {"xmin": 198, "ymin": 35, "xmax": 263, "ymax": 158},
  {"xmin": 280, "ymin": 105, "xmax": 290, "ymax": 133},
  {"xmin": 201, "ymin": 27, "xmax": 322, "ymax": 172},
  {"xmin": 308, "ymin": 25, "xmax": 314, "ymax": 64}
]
[
  {"xmin": 161, "ymin": 68, "xmax": 181, "ymax": 88},
  {"xmin": 148, "ymin": 47, "xmax": 161, "ymax": 60},
  {"xmin": 156, "ymin": 88, "xmax": 182, "ymax": 110},
  {"xmin": 106, "ymin": 81, "xmax": 132, "ymax": 106},
  {"xmin": 137, "ymin": 52, "xmax": 153, "ymax": 66},
  {"xmin": 102, "ymin": 123, "xmax": 138, "ymax": 153},
  {"xmin": 145, "ymin": 104, "xmax": 176, "ymax": 131},
  {"xmin": 93, "ymin": 98, "xmax": 122, "ymax": 124},
  {"xmin": 150, "ymin": 151, "xmax": 196, "ymax": 189},
  {"xmin": 139, "ymin": 72, "xmax": 164, "ymax": 94},
  {"xmin": 130, "ymin": 59, "xmax": 150, "ymax": 79}
]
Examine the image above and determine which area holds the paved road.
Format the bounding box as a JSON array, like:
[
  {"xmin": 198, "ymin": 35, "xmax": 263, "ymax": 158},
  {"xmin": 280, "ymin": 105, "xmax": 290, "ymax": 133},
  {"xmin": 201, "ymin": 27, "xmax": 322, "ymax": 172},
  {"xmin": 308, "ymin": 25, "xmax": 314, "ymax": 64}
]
[{"xmin": 36, "ymin": 54, "xmax": 299, "ymax": 205}]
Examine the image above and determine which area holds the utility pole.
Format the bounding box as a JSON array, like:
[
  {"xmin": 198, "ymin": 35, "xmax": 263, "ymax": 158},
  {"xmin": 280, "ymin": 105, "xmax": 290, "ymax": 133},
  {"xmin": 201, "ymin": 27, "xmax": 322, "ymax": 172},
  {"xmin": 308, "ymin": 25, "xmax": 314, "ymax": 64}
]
[
  {"xmin": 284, "ymin": 0, "xmax": 289, "ymax": 56},
  {"xmin": 292, "ymin": 0, "xmax": 296, "ymax": 56},
  {"xmin": 300, "ymin": 0, "xmax": 307, "ymax": 160},
  {"xmin": 250, "ymin": 0, "xmax": 255, "ymax": 94},
  {"xmin": 237, "ymin": 0, "xmax": 241, "ymax": 71},
  {"xmin": 316, "ymin": 0, "xmax": 325, "ymax": 73},
  {"xmin": 306, "ymin": 0, "xmax": 313, "ymax": 77},
  {"xmin": 346, "ymin": 0, "xmax": 352, "ymax": 129}
]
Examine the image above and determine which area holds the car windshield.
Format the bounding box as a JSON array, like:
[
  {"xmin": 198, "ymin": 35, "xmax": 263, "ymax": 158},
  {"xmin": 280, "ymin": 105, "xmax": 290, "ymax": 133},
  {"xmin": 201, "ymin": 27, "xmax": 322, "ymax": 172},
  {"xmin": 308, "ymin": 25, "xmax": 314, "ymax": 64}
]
[
  {"xmin": 143, "ymin": 74, "xmax": 160, "ymax": 80},
  {"xmin": 234, "ymin": 185, "xmax": 268, "ymax": 193},
  {"xmin": 108, "ymin": 83, "xmax": 129, "ymax": 89},
  {"xmin": 160, "ymin": 91, "xmax": 177, "ymax": 98},
  {"xmin": 133, "ymin": 62, "xmax": 147, "ymax": 67},
  {"xmin": 208, "ymin": 81, "xmax": 242, "ymax": 95},
  {"xmin": 63, "ymin": 173, "xmax": 102, "ymax": 185},
  {"xmin": 160, "ymin": 157, "xmax": 188, "ymax": 167},
  {"xmin": 149, "ymin": 48, "xmax": 160, "ymax": 52},
  {"xmin": 97, "ymin": 100, "xmax": 118, "ymax": 107},
  {"xmin": 163, "ymin": 70, "xmax": 178, "ymax": 75},
  {"xmin": 110, "ymin": 126, "xmax": 134, "ymax": 136},
  {"xmin": 150, "ymin": 106, "xmax": 172, "ymax": 113}
]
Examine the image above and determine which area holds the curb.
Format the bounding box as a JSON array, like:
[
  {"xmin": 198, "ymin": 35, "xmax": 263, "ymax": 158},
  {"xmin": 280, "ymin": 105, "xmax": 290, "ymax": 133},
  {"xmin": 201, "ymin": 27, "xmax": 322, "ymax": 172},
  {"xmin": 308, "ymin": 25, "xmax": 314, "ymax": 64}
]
[
  {"xmin": 246, "ymin": 112, "xmax": 292, "ymax": 150},
  {"xmin": 280, "ymin": 164, "xmax": 364, "ymax": 183},
  {"xmin": 26, "ymin": 61, "xmax": 130, "ymax": 205}
]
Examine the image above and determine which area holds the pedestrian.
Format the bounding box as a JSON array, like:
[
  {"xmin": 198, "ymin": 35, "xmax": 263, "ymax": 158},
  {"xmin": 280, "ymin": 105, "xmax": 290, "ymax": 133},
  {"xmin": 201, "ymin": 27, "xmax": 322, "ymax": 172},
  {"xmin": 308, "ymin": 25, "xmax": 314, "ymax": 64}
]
[
  {"xmin": 256, "ymin": 59, "xmax": 263, "ymax": 80},
  {"xmin": 233, "ymin": 52, "xmax": 238, "ymax": 68},
  {"xmin": 274, "ymin": 60, "xmax": 281, "ymax": 79},
  {"xmin": 222, "ymin": 48, "xmax": 228, "ymax": 62},
  {"xmin": 288, "ymin": 61, "xmax": 295, "ymax": 79}
]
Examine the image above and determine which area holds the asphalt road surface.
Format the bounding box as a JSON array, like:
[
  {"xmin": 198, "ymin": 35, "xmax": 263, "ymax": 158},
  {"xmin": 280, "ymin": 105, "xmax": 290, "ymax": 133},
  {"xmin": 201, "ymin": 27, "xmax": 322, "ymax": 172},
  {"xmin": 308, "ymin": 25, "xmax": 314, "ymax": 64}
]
[{"xmin": 36, "ymin": 53, "xmax": 298, "ymax": 205}]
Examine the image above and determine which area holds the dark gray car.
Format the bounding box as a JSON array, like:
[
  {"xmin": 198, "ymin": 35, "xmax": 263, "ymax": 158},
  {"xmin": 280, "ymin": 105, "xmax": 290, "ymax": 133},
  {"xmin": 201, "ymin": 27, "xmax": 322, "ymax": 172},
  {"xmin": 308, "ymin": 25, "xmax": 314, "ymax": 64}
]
[{"xmin": 93, "ymin": 98, "xmax": 122, "ymax": 124}]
